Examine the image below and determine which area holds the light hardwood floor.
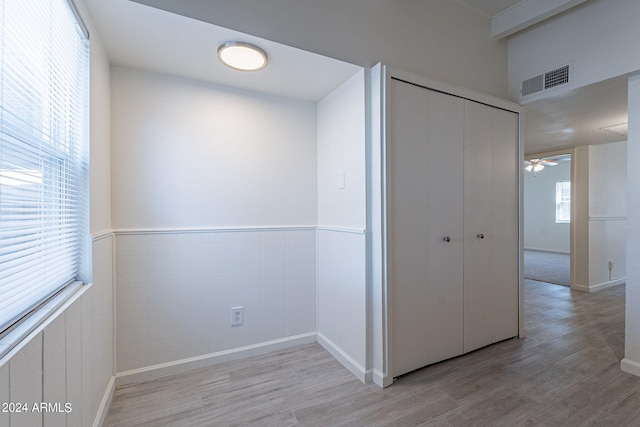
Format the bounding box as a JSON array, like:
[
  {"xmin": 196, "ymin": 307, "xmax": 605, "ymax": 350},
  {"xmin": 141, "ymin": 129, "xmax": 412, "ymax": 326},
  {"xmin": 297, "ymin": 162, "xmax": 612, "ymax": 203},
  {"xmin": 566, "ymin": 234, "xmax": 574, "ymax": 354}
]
[{"xmin": 104, "ymin": 280, "xmax": 639, "ymax": 426}]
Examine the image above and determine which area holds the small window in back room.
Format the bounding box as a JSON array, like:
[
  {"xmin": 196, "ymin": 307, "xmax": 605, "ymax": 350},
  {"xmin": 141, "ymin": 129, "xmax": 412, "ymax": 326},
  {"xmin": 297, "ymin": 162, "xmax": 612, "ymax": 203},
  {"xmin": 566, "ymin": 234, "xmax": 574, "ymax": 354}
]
[{"xmin": 555, "ymin": 181, "xmax": 571, "ymax": 223}]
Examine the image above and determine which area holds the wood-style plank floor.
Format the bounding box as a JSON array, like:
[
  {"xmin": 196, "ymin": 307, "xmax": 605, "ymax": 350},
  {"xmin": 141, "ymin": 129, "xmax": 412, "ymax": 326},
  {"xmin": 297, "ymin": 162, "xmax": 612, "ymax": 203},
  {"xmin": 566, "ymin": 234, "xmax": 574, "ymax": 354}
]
[{"xmin": 104, "ymin": 280, "xmax": 640, "ymax": 426}]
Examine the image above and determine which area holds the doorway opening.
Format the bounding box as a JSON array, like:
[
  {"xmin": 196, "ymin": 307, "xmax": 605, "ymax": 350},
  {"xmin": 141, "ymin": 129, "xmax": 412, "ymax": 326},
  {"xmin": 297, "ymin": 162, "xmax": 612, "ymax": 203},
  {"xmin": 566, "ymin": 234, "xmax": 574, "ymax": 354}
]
[{"xmin": 523, "ymin": 152, "xmax": 572, "ymax": 287}]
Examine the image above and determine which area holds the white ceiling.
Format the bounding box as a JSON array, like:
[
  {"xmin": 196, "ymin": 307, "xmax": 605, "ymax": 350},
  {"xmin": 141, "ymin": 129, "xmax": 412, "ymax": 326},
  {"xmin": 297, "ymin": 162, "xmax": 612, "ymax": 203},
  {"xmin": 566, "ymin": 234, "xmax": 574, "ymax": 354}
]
[
  {"xmin": 85, "ymin": 0, "xmax": 627, "ymax": 155},
  {"xmin": 522, "ymin": 76, "xmax": 628, "ymax": 155},
  {"xmin": 83, "ymin": 0, "xmax": 361, "ymax": 102}
]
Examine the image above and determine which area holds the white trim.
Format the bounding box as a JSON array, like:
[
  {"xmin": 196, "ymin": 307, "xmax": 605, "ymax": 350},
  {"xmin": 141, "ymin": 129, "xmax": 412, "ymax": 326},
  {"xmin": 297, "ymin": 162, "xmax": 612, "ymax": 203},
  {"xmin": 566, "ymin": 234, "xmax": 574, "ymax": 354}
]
[
  {"xmin": 385, "ymin": 67, "xmax": 522, "ymax": 114},
  {"xmin": 370, "ymin": 63, "xmax": 391, "ymax": 388},
  {"xmin": 621, "ymin": 358, "xmax": 640, "ymax": 378},
  {"xmin": 114, "ymin": 333, "xmax": 316, "ymax": 386},
  {"xmin": 113, "ymin": 226, "xmax": 317, "ymax": 235},
  {"xmin": 572, "ymin": 278, "xmax": 625, "ymax": 293},
  {"xmin": 524, "ymin": 247, "xmax": 570, "ymax": 255},
  {"xmin": 65, "ymin": 0, "xmax": 89, "ymax": 40},
  {"xmin": 92, "ymin": 231, "xmax": 114, "ymax": 242},
  {"xmin": 372, "ymin": 369, "xmax": 393, "ymax": 388},
  {"xmin": 317, "ymin": 333, "xmax": 370, "ymax": 383},
  {"xmin": 518, "ymin": 108, "xmax": 526, "ymax": 340},
  {"xmin": 589, "ymin": 216, "xmax": 627, "ymax": 221},
  {"xmin": 0, "ymin": 282, "xmax": 88, "ymax": 367},
  {"xmin": 492, "ymin": 0, "xmax": 589, "ymax": 40},
  {"xmin": 317, "ymin": 226, "xmax": 366, "ymax": 234},
  {"xmin": 93, "ymin": 375, "xmax": 115, "ymax": 427}
]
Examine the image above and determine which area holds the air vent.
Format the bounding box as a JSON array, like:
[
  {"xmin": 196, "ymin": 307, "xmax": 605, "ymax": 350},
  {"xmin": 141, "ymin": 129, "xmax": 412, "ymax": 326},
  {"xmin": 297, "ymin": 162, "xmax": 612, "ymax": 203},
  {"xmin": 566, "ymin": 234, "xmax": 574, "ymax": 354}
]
[
  {"xmin": 521, "ymin": 75, "xmax": 544, "ymax": 97},
  {"xmin": 520, "ymin": 64, "xmax": 571, "ymax": 99},
  {"xmin": 545, "ymin": 65, "xmax": 570, "ymax": 89}
]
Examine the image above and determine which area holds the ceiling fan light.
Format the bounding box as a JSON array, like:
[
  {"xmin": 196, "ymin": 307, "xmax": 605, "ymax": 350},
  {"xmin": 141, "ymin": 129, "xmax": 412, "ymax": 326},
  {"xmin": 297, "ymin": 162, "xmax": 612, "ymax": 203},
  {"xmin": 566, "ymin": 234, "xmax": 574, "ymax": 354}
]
[
  {"xmin": 218, "ymin": 41, "xmax": 267, "ymax": 71},
  {"xmin": 525, "ymin": 164, "xmax": 533, "ymax": 172},
  {"xmin": 534, "ymin": 164, "xmax": 544, "ymax": 172}
]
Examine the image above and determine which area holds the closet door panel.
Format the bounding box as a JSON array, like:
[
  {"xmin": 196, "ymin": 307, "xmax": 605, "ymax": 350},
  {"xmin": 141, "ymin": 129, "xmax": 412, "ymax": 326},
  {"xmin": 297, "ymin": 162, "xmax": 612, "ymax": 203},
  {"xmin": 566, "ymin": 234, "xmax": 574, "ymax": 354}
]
[
  {"xmin": 387, "ymin": 77, "xmax": 519, "ymax": 377},
  {"xmin": 389, "ymin": 80, "xmax": 464, "ymax": 377},
  {"xmin": 388, "ymin": 79, "xmax": 431, "ymax": 376},
  {"xmin": 424, "ymin": 91, "xmax": 464, "ymax": 365},
  {"xmin": 463, "ymin": 100, "xmax": 494, "ymax": 353},
  {"xmin": 463, "ymin": 101, "xmax": 519, "ymax": 352},
  {"xmin": 489, "ymin": 108, "xmax": 519, "ymax": 342}
]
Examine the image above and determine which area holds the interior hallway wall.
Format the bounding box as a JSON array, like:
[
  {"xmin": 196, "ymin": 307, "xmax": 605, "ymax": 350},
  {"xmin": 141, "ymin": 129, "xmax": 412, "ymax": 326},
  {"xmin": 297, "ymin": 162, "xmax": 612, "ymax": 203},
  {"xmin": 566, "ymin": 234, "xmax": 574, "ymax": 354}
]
[
  {"xmin": 623, "ymin": 75, "xmax": 640, "ymax": 376},
  {"xmin": 508, "ymin": 0, "xmax": 640, "ymax": 101},
  {"xmin": 588, "ymin": 141, "xmax": 627, "ymax": 289},
  {"xmin": 317, "ymin": 70, "xmax": 368, "ymax": 380}
]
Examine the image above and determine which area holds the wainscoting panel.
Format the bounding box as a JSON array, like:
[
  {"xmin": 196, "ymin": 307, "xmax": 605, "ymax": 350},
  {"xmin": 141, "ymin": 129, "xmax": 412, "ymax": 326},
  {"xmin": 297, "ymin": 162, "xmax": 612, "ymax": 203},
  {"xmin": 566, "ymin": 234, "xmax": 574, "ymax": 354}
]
[
  {"xmin": 115, "ymin": 228, "xmax": 317, "ymax": 375},
  {"xmin": 0, "ymin": 234, "xmax": 115, "ymax": 427}
]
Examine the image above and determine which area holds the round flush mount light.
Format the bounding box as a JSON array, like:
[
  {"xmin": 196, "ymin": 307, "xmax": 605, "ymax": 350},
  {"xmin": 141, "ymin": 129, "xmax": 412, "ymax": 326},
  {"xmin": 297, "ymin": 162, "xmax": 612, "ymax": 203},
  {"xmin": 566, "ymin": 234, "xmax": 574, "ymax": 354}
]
[{"xmin": 217, "ymin": 41, "xmax": 267, "ymax": 71}]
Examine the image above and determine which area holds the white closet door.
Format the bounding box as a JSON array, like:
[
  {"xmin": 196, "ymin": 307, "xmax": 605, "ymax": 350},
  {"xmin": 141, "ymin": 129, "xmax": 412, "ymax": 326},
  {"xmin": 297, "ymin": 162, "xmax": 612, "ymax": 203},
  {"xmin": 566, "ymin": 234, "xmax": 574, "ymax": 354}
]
[
  {"xmin": 463, "ymin": 100, "xmax": 519, "ymax": 353},
  {"xmin": 389, "ymin": 79, "xmax": 464, "ymax": 377},
  {"xmin": 424, "ymin": 91, "xmax": 464, "ymax": 364},
  {"xmin": 488, "ymin": 106, "xmax": 519, "ymax": 343}
]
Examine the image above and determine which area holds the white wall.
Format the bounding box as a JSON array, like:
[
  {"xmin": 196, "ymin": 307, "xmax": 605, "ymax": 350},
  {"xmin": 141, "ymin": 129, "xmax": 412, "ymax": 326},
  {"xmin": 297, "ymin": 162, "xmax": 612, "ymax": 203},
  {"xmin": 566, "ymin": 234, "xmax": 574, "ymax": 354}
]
[
  {"xmin": 0, "ymin": 0, "xmax": 115, "ymax": 425},
  {"xmin": 316, "ymin": 70, "xmax": 368, "ymax": 380},
  {"xmin": 589, "ymin": 141, "xmax": 627, "ymax": 288},
  {"xmin": 317, "ymin": 69, "xmax": 367, "ymax": 230},
  {"xmin": 623, "ymin": 75, "xmax": 640, "ymax": 376},
  {"xmin": 524, "ymin": 160, "xmax": 571, "ymax": 253},
  {"xmin": 110, "ymin": 67, "xmax": 319, "ymax": 381},
  {"xmin": 111, "ymin": 67, "xmax": 318, "ymax": 230},
  {"xmin": 135, "ymin": 0, "xmax": 509, "ymax": 99},
  {"xmin": 508, "ymin": 0, "xmax": 640, "ymax": 100}
]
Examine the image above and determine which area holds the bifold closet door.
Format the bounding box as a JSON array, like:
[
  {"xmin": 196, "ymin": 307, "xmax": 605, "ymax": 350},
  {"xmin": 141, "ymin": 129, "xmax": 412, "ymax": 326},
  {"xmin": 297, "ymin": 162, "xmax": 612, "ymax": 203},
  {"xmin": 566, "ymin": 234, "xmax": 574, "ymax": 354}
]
[
  {"xmin": 389, "ymin": 79, "xmax": 464, "ymax": 377},
  {"xmin": 463, "ymin": 100, "xmax": 519, "ymax": 353}
]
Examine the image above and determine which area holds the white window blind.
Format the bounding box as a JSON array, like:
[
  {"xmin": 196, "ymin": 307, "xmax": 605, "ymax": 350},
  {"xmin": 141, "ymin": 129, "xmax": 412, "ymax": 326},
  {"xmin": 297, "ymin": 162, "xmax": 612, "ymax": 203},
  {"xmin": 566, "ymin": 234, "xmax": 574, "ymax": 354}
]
[{"xmin": 0, "ymin": 0, "xmax": 89, "ymax": 334}]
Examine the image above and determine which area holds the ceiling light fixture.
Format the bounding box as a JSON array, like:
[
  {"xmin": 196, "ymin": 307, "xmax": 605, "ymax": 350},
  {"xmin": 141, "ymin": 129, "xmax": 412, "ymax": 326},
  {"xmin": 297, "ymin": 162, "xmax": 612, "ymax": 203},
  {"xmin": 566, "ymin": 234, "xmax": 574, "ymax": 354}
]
[
  {"xmin": 217, "ymin": 41, "xmax": 267, "ymax": 71},
  {"xmin": 524, "ymin": 162, "xmax": 544, "ymax": 173},
  {"xmin": 524, "ymin": 154, "xmax": 570, "ymax": 174}
]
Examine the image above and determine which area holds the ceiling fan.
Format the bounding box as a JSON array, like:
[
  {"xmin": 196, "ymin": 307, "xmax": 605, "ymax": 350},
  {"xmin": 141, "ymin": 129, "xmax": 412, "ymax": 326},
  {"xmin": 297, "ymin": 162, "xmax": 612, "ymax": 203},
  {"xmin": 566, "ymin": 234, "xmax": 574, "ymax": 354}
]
[{"xmin": 524, "ymin": 154, "xmax": 570, "ymax": 173}]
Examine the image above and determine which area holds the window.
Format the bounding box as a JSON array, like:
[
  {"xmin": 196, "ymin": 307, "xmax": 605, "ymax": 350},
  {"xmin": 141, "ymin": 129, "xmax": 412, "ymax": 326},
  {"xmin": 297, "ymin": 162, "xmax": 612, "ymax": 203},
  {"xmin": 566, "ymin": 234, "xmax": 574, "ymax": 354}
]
[
  {"xmin": 555, "ymin": 181, "xmax": 571, "ymax": 223},
  {"xmin": 0, "ymin": 0, "xmax": 89, "ymax": 336}
]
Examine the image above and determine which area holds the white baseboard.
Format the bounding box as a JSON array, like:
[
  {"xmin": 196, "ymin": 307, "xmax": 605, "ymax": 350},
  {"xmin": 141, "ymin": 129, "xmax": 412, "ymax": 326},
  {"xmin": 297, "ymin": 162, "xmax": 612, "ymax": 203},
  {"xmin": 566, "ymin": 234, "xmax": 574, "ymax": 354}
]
[
  {"xmin": 572, "ymin": 278, "xmax": 625, "ymax": 293},
  {"xmin": 621, "ymin": 358, "xmax": 640, "ymax": 377},
  {"xmin": 317, "ymin": 333, "xmax": 370, "ymax": 384},
  {"xmin": 93, "ymin": 375, "xmax": 115, "ymax": 427},
  {"xmin": 115, "ymin": 333, "xmax": 316, "ymax": 387},
  {"xmin": 524, "ymin": 247, "xmax": 570, "ymax": 254},
  {"xmin": 372, "ymin": 369, "xmax": 393, "ymax": 388}
]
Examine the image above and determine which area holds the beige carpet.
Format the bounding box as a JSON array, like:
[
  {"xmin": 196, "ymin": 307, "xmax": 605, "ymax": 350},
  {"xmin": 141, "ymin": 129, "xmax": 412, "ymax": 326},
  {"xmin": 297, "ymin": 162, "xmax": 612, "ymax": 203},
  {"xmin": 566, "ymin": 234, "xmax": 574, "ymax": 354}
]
[{"xmin": 524, "ymin": 249, "xmax": 570, "ymax": 286}]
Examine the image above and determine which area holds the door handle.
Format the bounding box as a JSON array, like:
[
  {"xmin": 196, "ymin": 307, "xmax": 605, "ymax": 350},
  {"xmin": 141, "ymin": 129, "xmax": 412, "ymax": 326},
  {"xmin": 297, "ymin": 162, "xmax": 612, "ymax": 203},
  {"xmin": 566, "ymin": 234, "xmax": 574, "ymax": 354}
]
[
  {"xmin": 443, "ymin": 236, "xmax": 451, "ymax": 243},
  {"xmin": 477, "ymin": 233, "xmax": 485, "ymax": 239}
]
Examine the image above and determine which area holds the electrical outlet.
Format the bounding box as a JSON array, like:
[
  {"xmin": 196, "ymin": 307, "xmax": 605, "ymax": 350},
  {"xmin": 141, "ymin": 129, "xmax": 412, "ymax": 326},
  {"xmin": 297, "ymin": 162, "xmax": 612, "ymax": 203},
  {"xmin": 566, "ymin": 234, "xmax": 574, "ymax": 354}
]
[{"xmin": 231, "ymin": 306, "xmax": 244, "ymax": 326}]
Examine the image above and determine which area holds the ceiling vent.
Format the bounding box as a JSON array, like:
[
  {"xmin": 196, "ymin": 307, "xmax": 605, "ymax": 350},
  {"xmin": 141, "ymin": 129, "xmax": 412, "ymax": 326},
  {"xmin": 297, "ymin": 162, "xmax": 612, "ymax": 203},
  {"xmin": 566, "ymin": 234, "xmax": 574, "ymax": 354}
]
[{"xmin": 521, "ymin": 64, "xmax": 571, "ymax": 98}]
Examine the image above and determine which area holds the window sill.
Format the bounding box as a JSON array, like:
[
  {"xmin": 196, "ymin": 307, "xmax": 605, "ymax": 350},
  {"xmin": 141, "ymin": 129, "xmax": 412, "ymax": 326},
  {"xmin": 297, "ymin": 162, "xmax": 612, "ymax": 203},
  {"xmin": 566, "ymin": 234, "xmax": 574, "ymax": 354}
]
[{"xmin": 0, "ymin": 281, "xmax": 88, "ymax": 367}]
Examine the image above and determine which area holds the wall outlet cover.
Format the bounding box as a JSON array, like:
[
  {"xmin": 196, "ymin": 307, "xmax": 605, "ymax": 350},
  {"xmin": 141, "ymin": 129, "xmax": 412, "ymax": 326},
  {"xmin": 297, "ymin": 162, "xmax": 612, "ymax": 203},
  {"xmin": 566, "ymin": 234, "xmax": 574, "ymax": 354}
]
[{"xmin": 231, "ymin": 306, "xmax": 244, "ymax": 326}]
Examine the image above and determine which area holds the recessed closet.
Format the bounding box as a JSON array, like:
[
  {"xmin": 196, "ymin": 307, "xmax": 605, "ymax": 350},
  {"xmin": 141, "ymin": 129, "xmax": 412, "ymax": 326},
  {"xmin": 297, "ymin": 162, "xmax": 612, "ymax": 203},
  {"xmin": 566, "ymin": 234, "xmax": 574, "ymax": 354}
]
[{"xmin": 371, "ymin": 66, "xmax": 522, "ymax": 380}]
